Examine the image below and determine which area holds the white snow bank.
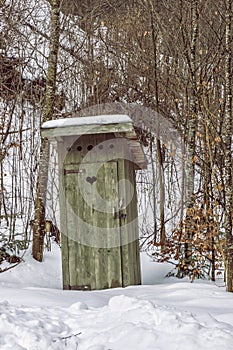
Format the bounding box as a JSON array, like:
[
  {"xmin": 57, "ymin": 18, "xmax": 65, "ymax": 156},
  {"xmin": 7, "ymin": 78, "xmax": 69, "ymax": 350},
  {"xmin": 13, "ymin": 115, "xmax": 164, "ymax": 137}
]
[
  {"xmin": 0, "ymin": 244, "xmax": 233, "ymax": 350},
  {"xmin": 42, "ymin": 114, "xmax": 132, "ymax": 129},
  {"xmin": 0, "ymin": 294, "xmax": 233, "ymax": 350},
  {"xmin": 140, "ymin": 251, "xmax": 173, "ymax": 284}
]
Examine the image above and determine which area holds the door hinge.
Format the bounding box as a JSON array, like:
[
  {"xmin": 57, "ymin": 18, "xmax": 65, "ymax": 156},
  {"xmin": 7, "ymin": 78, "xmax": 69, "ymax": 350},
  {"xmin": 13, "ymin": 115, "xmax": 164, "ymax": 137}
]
[{"xmin": 64, "ymin": 168, "xmax": 86, "ymax": 175}]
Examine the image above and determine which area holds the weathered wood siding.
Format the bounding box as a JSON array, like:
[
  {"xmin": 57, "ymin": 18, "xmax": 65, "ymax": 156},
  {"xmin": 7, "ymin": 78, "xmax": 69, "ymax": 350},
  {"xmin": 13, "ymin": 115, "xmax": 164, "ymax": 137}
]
[{"xmin": 58, "ymin": 133, "xmax": 141, "ymax": 290}]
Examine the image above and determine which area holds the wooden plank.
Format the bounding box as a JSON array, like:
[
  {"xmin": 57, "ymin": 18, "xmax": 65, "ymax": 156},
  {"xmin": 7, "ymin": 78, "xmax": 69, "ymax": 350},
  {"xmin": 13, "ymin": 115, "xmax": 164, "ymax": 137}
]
[
  {"xmin": 42, "ymin": 123, "xmax": 133, "ymax": 139},
  {"xmin": 104, "ymin": 161, "xmax": 122, "ymax": 288},
  {"xmin": 64, "ymin": 159, "xmax": 94, "ymax": 289},
  {"xmin": 132, "ymin": 160, "xmax": 141, "ymax": 284},
  {"xmin": 104, "ymin": 162, "xmax": 120, "ymax": 288},
  {"xmin": 57, "ymin": 141, "xmax": 70, "ymax": 289},
  {"xmin": 117, "ymin": 158, "xmax": 129, "ymax": 286},
  {"xmin": 94, "ymin": 158, "xmax": 121, "ymax": 288},
  {"xmin": 117, "ymin": 158, "xmax": 141, "ymax": 286},
  {"xmin": 126, "ymin": 140, "xmax": 147, "ymax": 170},
  {"xmin": 124, "ymin": 159, "xmax": 134, "ymax": 285},
  {"xmin": 64, "ymin": 164, "xmax": 77, "ymax": 288},
  {"xmin": 128, "ymin": 161, "xmax": 141, "ymax": 285},
  {"xmin": 94, "ymin": 151, "xmax": 109, "ymax": 289}
]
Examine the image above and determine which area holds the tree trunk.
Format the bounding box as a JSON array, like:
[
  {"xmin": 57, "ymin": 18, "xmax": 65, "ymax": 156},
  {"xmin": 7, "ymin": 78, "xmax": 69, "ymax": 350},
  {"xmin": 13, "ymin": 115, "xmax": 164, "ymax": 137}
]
[
  {"xmin": 149, "ymin": 137, "xmax": 158, "ymax": 243},
  {"xmin": 224, "ymin": 0, "xmax": 233, "ymax": 292},
  {"xmin": 157, "ymin": 139, "xmax": 166, "ymax": 247},
  {"xmin": 148, "ymin": 0, "xmax": 166, "ymax": 246},
  {"xmin": 184, "ymin": 0, "xmax": 199, "ymax": 268},
  {"xmin": 32, "ymin": 0, "xmax": 61, "ymax": 261}
]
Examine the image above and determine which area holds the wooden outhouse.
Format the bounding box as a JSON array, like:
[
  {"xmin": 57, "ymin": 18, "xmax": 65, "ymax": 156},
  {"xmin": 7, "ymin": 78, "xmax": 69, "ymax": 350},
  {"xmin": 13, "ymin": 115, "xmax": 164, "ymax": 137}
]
[{"xmin": 42, "ymin": 114, "xmax": 147, "ymax": 290}]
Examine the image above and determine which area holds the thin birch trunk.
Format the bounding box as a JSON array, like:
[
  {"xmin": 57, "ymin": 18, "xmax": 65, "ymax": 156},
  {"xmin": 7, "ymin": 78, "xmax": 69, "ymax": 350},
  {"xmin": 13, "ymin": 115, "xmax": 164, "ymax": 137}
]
[{"xmin": 32, "ymin": 0, "xmax": 61, "ymax": 261}]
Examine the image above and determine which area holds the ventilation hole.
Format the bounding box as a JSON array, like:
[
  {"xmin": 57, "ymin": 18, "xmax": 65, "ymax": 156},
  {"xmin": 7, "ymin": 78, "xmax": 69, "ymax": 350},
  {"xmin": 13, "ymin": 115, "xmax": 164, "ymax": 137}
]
[
  {"xmin": 87, "ymin": 145, "xmax": 93, "ymax": 151},
  {"xmin": 99, "ymin": 145, "xmax": 103, "ymax": 150},
  {"xmin": 77, "ymin": 146, "xmax": 82, "ymax": 151},
  {"xmin": 109, "ymin": 144, "xmax": 114, "ymax": 149}
]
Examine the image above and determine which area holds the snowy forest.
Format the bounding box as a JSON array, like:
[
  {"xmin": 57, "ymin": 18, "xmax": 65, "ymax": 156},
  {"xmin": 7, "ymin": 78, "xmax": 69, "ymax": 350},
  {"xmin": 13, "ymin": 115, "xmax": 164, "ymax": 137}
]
[{"xmin": 0, "ymin": 0, "xmax": 232, "ymax": 292}]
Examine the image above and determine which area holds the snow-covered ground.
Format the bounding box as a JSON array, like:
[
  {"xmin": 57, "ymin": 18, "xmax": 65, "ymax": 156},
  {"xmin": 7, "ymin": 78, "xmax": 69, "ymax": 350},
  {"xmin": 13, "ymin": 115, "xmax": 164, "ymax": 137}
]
[{"xmin": 0, "ymin": 245, "xmax": 233, "ymax": 350}]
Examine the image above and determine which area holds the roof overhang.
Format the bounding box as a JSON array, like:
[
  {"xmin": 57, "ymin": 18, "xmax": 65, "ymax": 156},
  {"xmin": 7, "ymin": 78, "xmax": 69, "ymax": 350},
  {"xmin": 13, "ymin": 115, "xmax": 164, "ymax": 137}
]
[{"xmin": 42, "ymin": 115, "xmax": 147, "ymax": 169}]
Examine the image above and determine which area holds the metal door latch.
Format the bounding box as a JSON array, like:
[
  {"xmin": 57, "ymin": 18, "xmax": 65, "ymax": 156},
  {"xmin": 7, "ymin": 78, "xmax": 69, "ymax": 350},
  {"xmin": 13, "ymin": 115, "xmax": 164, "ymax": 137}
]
[
  {"xmin": 113, "ymin": 206, "xmax": 127, "ymax": 220},
  {"xmin": 119, "ymin": 210, "xmax": 127, "ymax": 220}
]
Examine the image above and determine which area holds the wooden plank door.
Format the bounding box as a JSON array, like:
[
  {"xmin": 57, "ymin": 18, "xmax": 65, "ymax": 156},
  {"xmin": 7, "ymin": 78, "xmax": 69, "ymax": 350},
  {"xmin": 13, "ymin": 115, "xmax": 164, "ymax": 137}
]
[{"xmin": 62, "ymin": 160, "xmax": 123, "ymax": 290}]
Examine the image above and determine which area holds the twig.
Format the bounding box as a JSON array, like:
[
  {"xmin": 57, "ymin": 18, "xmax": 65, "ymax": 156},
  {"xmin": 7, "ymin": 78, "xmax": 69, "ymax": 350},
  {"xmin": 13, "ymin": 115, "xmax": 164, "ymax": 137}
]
[{"xmin": 53, "ymin": 332, "xmax": 81, "ymax": 343}]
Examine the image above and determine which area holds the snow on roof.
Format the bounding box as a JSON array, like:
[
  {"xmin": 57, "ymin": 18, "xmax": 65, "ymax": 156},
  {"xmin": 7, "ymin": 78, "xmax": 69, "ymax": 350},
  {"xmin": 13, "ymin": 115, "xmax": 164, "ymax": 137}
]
[{"xmin": 42, "ymin": 114, "xmax": 132, "ymax": 129}]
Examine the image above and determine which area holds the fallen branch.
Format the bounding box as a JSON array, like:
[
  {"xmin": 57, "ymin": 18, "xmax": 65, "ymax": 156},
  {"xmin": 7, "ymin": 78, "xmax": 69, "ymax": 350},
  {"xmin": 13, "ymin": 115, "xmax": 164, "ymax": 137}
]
[{"xmin": 53, "ymin": 332, "xmax": 81, "ymax": 347}]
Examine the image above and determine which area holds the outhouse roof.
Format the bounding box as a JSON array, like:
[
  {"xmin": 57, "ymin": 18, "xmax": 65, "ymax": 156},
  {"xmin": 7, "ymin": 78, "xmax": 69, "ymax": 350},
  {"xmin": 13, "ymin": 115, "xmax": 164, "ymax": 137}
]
[
  {"xmin": 42, "ymin": 114, "xmax": 147, "ymax": 169},
  {"xmin": 42, "ymin": 114, "xmax": 132, "ymax": 128}
]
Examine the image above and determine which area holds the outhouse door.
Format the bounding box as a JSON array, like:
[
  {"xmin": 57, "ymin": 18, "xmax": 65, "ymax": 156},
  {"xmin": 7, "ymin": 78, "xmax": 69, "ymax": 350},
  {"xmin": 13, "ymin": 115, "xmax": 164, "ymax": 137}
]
[{"xmin": 62, "ymin": 160, "xmax": 125, "ymax": 290}]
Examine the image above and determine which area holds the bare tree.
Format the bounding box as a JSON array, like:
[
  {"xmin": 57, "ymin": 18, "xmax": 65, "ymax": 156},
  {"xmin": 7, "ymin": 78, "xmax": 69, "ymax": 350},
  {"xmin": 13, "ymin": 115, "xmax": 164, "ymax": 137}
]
[
  {"xmin": 224, "ymin": 0, "xmax": 233, "ymax": 292},
  {"xmin": 32, "ymin": 0, "xmax": 61, "ymax": 261}
]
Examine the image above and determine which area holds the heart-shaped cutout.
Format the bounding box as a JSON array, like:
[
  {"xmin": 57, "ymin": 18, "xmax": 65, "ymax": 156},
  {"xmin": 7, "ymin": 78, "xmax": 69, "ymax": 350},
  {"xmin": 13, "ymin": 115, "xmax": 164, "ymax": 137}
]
[{"xmin": 86, "ymin": 176, "xmax": 97, "ymax": 185}]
